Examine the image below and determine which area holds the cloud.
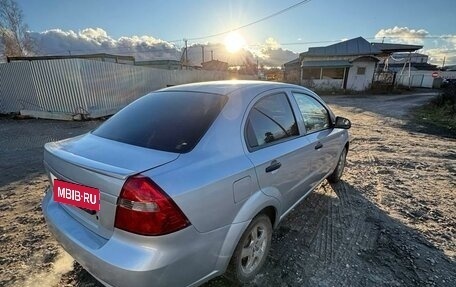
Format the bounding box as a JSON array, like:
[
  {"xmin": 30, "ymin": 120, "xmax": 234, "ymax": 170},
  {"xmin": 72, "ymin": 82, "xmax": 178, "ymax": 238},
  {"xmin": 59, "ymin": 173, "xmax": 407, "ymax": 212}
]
[
  {"xmin": 374, "ymin": 27, "xmax": 456, "ymax": 65},
  {"xmin": 30, "ymin": 28, "xmax": 181, "ymax": 61},
  {"xmin": 424, "ymin": 48, "xmax": 456, "ymax": 66},
  {"xmin": 186, "ymin": 41, "xmax": 297, "ymax": 68},
  {"xmin": 28, "ymin": 28, "xmax": 298, "ymax": 66},
  {"xmin": 441, "ymin": 34, "xmax": 456, "ymax": 47},
  {"xmin": 375, "ymin": 26, "xmax": 429, "ymax": 45},
  {"xmin": 79, "ymin": 28, "xmax": 111, "ymax": 43},
  {"xmin": 256, "ymin": 47, "xmax": 298, "ymax": 67},
  {"xmin": 424, "ymin": 34, "xmax": 456, "ymax": 66},
  {"xmin": 264, "ymin": 37, "xmax": 281, "ymax": 50},
  {"xmin": 251, "ymin": 37, "xmax": 298, "ymax": 67},
  {"xmin": 186, "ymin": 42, "xmax": 254, "ymax": 66}
]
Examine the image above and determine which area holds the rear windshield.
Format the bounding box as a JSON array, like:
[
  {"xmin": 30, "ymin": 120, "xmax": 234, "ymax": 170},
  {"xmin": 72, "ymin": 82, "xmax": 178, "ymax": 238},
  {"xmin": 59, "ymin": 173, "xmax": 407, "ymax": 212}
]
[{"xmin": 93, "ymin": 91, "xmax": 227, "ymax": 153}]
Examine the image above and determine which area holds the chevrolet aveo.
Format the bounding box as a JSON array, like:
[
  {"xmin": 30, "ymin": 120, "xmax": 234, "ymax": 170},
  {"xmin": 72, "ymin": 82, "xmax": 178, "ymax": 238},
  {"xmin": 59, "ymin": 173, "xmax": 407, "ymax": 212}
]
[{"xmin": 42, "ymin": 81, "xmax": 351, "ymax": 287}]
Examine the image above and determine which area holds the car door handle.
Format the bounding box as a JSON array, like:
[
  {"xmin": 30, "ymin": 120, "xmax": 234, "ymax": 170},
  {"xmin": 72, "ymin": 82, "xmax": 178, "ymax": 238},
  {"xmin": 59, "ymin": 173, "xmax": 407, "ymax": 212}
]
[
  {"xmin": 265, "ymin": 160, "xmax": 282, "ymax": 173},
  {"xmin": 315, "ymin": 142, "xmax": 323, "ymax": 150}
]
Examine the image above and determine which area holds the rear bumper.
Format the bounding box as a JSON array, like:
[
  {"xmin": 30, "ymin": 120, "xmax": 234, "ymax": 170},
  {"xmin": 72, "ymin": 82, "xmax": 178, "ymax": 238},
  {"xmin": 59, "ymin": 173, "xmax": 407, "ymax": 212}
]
[{"xmin": 42, "ymin": 189, "xmax": 237, "ymax": 287}]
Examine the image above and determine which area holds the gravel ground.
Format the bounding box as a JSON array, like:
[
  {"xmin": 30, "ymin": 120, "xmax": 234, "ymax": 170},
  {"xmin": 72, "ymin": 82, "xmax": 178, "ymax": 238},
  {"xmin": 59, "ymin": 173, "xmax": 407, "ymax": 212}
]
[{"xmin": 0, "ymin": 92, "xmax": 455, "ymax": 287}]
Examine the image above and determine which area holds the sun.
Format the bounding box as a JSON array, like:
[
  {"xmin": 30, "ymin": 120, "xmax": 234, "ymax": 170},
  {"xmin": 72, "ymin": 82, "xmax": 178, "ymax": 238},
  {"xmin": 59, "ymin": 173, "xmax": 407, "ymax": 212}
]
[{"xmin": 224, "ymin": 32, "xmax": 246, "ymax": 53}]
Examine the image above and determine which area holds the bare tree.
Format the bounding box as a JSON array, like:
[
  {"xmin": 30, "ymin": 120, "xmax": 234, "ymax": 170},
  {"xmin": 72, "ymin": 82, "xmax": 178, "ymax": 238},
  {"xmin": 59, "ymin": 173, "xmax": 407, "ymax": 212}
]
[{"xmin": 0, "ymin": 0, "xmax": 35, "ymax": 58}]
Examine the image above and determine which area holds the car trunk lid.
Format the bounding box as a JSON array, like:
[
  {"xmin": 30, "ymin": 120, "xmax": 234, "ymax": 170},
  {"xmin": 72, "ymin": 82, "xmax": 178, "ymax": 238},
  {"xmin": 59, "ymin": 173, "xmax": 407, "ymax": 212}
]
[{"xmin": 44, "ymin": 133, "xmax": 179, "ymax": 239}]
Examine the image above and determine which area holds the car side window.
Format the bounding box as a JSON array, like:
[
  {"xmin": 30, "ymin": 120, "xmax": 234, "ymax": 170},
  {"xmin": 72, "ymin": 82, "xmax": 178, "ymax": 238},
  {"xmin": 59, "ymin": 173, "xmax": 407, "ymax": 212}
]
[
  {"xmin": 292, "ymin": 93, "xmax": 330, "ymax": 134},
  {"xmin": 246, "ymin": 93, "xmax": 298, "ymax": 148}
]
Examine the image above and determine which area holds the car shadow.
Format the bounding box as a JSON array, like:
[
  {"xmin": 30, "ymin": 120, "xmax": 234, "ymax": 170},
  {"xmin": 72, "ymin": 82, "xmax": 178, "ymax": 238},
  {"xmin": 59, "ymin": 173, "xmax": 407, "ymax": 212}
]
[
  {"xmin": 61, "ymin": 180, "xmax": 455, "ymax": 286},
  {"xmin": 204, "ymin": 181, "xmax": 455, "ymax": 287}
]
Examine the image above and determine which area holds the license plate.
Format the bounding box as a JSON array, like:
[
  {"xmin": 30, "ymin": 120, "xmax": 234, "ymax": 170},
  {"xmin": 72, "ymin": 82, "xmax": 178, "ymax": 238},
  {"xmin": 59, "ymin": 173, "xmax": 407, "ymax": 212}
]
[{"xmin": 53, "ymin": 178, "xmax": 100, "ymax": 211}]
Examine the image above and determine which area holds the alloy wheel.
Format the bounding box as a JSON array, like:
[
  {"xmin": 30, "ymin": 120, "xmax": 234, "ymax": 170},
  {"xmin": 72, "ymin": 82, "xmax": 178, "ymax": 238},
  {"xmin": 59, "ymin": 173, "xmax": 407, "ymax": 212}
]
[{"xmin": 240, "ymin": 222, "xmax": 268, "ymax": 275}]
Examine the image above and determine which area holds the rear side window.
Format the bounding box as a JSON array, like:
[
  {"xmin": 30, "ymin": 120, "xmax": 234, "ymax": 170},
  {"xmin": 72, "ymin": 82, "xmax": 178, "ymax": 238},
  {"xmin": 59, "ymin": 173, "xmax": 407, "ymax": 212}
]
[
  {"xmin": 93, "ymin": 91, "xmax": 227, "ymax": 153},
  {"xmin": 246, "ymin": 93, "xmax": 298, "ymax": 148}
]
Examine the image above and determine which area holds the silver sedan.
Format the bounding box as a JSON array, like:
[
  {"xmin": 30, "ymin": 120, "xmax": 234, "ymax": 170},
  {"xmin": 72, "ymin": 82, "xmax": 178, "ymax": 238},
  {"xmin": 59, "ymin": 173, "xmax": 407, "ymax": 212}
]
[{"xmin": 42, "ymin": 80, "xmax": 350, "ymax": 286}]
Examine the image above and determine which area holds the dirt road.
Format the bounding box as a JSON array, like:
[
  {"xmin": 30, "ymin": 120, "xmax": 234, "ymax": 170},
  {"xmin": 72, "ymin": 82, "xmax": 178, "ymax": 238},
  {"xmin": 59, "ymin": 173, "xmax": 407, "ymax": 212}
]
[{"xmin": 0, "ymin": 92, "xmax": 455, "ymax": 287}]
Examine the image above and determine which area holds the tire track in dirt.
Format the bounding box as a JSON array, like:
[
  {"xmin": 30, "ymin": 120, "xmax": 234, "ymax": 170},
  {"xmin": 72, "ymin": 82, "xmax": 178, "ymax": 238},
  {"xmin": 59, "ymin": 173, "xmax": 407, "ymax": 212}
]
[
  {"xmin": 2, "ymin": 93, "xmax": 456, "ymax": 287},
  {"xmin": 19, "ymin": 251, "xmax": 73, "ymax": 287}
]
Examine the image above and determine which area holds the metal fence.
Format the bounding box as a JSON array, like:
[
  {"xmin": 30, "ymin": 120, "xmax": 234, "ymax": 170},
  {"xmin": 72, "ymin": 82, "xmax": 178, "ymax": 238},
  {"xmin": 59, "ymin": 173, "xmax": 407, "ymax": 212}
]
[
  {"xmin": 395, "ymin": 71, "xmax": 456, "ymax": 88},
  {"xmin": 0, "ymin": 59, "xmax": 255, "ymax": 118}
]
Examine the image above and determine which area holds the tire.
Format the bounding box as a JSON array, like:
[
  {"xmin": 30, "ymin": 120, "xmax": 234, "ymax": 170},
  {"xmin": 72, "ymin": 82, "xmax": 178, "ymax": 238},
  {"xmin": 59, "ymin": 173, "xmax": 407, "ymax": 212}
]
[
  {"xmin": 227, "ymin": 214, "xmax": 272, "ymax": 283},
  {"xmin": 327, "ymin": 147, "xmax": 347, "ymax": 183}
]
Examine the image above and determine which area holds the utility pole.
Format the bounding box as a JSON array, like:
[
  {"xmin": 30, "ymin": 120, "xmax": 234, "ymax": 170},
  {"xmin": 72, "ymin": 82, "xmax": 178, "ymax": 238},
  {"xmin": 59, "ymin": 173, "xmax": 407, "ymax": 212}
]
[
  {"xmin": 184, "ymin": 39, "xmax": 188, "ymax": 70},
  {"xmin": 408, "ymin": 52, "xmax": 411, "ymax": 89},
  {"xmin": 442, "ymin": 56, "xmax": 446, "ymax": 70},
  {"xmin": 211, "ymin": 50, "xmax": 213, "ymax": 61},
  {"xmin": 257, "ymin": 56, "xmax": 259, "ymax": 79},
  {"xmin": 201, "ymin": 45, "xmax": 205, "ymax": 65}
]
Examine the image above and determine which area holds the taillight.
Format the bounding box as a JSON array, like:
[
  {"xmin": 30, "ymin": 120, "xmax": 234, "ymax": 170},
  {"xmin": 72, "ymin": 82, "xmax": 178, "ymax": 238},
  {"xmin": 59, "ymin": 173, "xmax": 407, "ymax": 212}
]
[{"xmin": 114, "ymin": 175, "xmax": 190, "ymax": 236}]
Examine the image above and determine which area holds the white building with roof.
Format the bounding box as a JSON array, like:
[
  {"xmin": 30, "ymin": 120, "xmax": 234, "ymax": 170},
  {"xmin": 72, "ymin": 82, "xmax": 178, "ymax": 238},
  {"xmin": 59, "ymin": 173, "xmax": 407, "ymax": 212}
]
[{"xmin": 284, "ymin": 37, "xmax": 422, "ymax": 91}]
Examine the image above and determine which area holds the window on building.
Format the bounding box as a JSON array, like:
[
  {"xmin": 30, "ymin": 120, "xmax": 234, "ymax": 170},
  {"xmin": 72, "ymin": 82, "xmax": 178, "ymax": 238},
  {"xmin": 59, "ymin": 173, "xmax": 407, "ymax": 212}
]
[
  {"xmin": 357, "ymin": 67, "xmax": 366, "ymax": 75},
  {"xmin": 321, "ymin": 68, "xmax": 345, "ymax": 79},
  {"xmin": 302, "ymin": 68, "xmax": 321, "ymax": 79}
]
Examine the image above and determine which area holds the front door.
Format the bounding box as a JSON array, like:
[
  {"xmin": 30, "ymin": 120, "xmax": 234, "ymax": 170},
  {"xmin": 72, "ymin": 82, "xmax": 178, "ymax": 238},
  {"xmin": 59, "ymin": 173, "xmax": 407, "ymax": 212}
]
[
  {"xmin": 291, "ymin": 92, "xmax": 341, "ymax": 184},
  {"xmin": 244, "ymin": 92, "xmax": 314, "ymax": 213}
]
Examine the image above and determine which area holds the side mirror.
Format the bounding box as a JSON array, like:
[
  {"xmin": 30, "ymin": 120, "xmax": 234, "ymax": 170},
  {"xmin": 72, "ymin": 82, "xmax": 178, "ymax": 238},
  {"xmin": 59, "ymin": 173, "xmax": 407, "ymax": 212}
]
[{"xmin": 334, "ymin": 116, "xmax": 351, "ymax": 129}]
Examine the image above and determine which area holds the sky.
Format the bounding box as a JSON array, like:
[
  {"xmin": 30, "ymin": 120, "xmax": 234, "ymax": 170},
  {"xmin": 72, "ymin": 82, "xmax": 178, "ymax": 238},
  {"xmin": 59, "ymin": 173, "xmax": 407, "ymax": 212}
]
[{"xmin": 15, "ymin": 0, "xmax": 456, "ymax": 66}]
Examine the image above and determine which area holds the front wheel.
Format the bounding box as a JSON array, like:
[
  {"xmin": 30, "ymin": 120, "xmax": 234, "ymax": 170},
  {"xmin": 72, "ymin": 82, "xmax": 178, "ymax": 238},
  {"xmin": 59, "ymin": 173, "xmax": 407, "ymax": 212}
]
[
  {"xmin": 227, "ymin": 214, "xmax": 272, "ymax": 283},
  {"xmin": 327, "ymin": 147, "xmax": 347, "ymax": 183}
]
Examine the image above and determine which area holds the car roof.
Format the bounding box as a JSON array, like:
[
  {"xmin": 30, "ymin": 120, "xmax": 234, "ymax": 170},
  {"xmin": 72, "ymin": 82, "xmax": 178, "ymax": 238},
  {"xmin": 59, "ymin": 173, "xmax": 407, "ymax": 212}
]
[{"xmin": 158, "ymin": 80, "xmax": 309, "ymax": 97}]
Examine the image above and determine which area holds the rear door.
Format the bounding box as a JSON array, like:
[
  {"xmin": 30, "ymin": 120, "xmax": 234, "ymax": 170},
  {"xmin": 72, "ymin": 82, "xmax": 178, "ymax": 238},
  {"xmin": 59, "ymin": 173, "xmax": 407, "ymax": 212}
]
[{"xmin": 243, "ymin": 91, "xmax": 315, "ymax": 213}]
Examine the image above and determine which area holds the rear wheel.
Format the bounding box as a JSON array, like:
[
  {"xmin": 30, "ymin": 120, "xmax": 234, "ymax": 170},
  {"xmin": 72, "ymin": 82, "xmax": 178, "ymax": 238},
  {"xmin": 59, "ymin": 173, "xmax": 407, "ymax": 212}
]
[
  {"xmin": 227, "ymin": 214, "xmax": 272, "ymax": 283},
  {"xmin": 327, "ymin": 147, "xmax": 347, "ymax": 183}
]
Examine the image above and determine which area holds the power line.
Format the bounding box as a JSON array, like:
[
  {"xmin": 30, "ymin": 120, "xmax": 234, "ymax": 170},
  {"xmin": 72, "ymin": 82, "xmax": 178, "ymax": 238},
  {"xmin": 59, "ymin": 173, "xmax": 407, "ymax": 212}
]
[{"xmin": 168, "ymin": 0, "xmax": 312, "ymax": 42}]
